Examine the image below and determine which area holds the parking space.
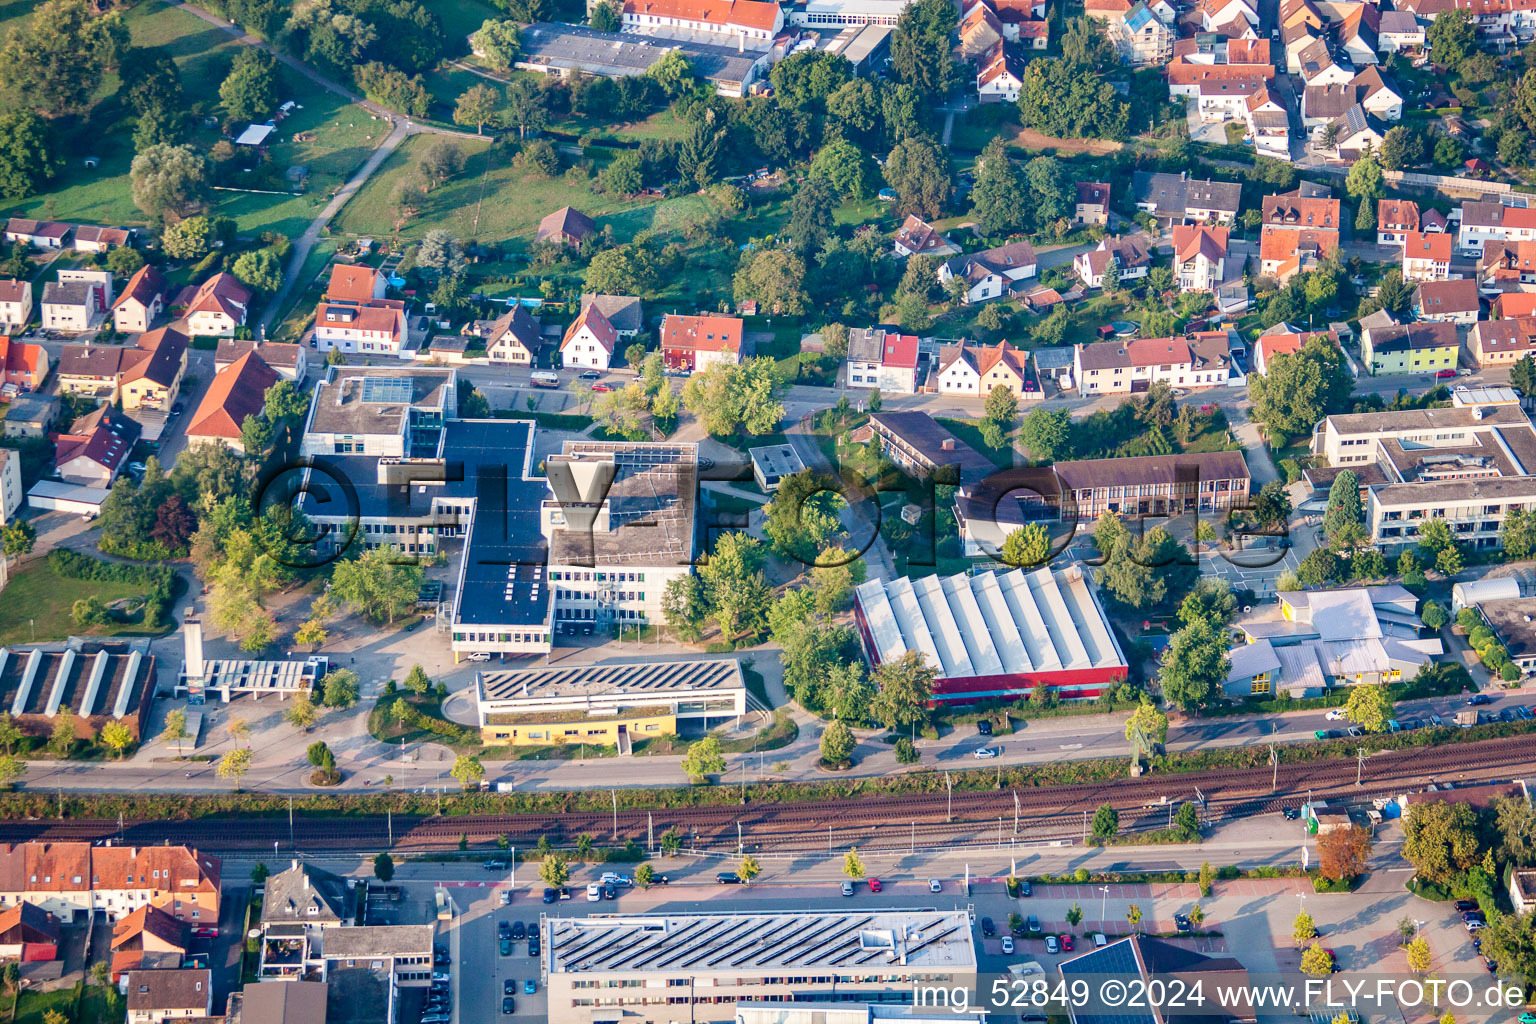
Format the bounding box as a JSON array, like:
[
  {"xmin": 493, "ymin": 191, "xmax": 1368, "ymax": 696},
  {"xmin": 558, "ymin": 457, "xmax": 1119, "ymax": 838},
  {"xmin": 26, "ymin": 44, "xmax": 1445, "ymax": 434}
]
[{"xmin": 443, "ymin": 882, "xmax": 546, "ymax": 1024}]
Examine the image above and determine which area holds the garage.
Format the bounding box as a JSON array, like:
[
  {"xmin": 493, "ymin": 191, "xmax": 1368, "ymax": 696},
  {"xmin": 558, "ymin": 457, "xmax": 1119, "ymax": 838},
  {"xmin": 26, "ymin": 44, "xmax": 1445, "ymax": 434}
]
[{"xmin": 26, "ymin": 480, "xmax": 109, "ymax": 516}]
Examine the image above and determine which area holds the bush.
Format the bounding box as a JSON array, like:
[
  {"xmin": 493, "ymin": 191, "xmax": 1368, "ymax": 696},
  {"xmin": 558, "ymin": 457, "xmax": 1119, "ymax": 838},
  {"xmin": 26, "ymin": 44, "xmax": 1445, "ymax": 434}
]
[{"xmin": 894, "ymin": 737, "xmax": 919, "ymax": 763}]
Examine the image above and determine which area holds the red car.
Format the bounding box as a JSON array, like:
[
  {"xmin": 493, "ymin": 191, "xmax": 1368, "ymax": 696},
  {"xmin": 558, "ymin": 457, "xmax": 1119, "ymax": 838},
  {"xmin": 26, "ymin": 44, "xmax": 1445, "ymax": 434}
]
[
  {"xmin": 868, "ymin": 878, "xmax": 882, "ymax": 892},
  {"xmin": 1060, "ymin": 933, "xmax": 1074, "ymax": 951},
  {"xmin": 1436, "ymin": 369, "xmax": 1458, "ymax": 379},
  {"xmin": 590, "ymin": 382, "xmax": 614, "ymax": 392}
]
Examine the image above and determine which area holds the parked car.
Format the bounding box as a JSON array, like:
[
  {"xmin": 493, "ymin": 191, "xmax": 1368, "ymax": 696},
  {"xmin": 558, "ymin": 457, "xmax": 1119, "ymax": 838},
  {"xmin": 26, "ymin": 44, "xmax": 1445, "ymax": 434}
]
[
  {"xmin": 528, "ymin": 933, "xmax": 540, "ymax": 956},
  {"xmin": 1026, "ymin": 915, "xmax": 1040, "ymax": 932},
  {"xmin": 1436, "ymin": 368, "xmax": 1458, "ymax": 379},
  {"xmin": 600, "ymin": 872, "xmax": 632, "ymax": 887},
  {"xmin": 603, "ymin": 884, "xmax": 617, "ymax": 900},
  {"xmin": 977, "ymin": 720, "xmax": 993, "ymax": 736},
  {"xmin": 1282, "ymin": 807, "xmax": 1301, "ymax": 820},
  {"xmin": 868, "ymin": 878, "xmax": 882, "ymax": 892},
  {"xmin": 973, "ymin": 747, "xmax": 1000, "ymax": 759},
  {"xmin": 1517, "ymin": 705, "xmax": 1534, "ymax": 720},
  {"xmin": 499, "ymin": 890, "xmax": 511, "ymax": 906},
  {"xmin": 542, "ymin": 888, "xmax": 556, "ymax": 904},
  {"xmin": 716, "ymin": 872, "xmax": 741, "ymax": 885},
  {"xmin": 586, "ymin": 883, "xmax": 602, "ymax": 902},
  {"xmin": 1325, "ymin": 709, "xmax": 1346, "ymax": 721},
  {"xmin": 1467, "ymin": 920, "xmax": 1486, "ymax": 933},
  {"xmin": 841, "ymin": 881, "xmax": 854, "ymax": 896},
  {"xmin": 590, "ymin": 382, "xmax": 614, "ymax": 392},
  {"xmin": 484, "ymin": 859, "xmax": 509, "ymax": 870},
  {"xmin": 1469, "ymin": 694, "xmax": 1494, "ymax": 706},
  {"xmin": 578, "ymin": 370, "xmax": 601, "ymax": 380},
  {"xmin": 1175, "ymin": 914, "xmax": 1192, "ymax": 932},
  {"xmin": 498, "ymin": 921, "xmax": 511, "ymax": 940},
  {"xmin": 981, "ymin": 917, "xmax": 995, "ymax": 937},
  {"xmin": 1018, "ymin": 878, "xmax": 1032, "ymax": 897},
  {"xmin": 524, "ymin": 980, "xmax": 537, "ymax": 995},
  {"xmin": 1315, "ymin": 729, "xmax": 1340, "ymax": 740},
  {"xmin": 505, "ymin": 980, "xmax": 516, "ymax": 995},
  {"xmin": 1045, "ymin": 935, "xmax": 1060, "ymax": 954},
  {"xmin": 1345, "ymin": 726, "xmax": 1363, "ymax": 737},
  {"xmin": 1001, "ymin": 936, "xmax": 1015, "ymax": 954},
  {"xmin": 503, "ymin": 997, "xmax": 515, "ymax": 1015},
  {"xmin": 928, "ymin": 879, "xmax": 942, "ymax": 893},
  {"xmin": 1455, "ymin": 900, "xmax": 1479, "ymax": 912},
  {"xmin": 1060, "ymin": 934, "xmax": 1074, "ymax": 951},
  {"xmin": 511, "ymin": 921, "xmax": 526, "ymax": 940},
  {"xmin": 499, "ymin": 938, "xmax": 513, "ymax": 956}
]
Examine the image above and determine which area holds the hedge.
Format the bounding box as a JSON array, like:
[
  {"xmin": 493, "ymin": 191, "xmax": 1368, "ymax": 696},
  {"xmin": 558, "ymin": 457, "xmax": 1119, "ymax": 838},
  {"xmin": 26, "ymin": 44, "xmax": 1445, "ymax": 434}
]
[{"xmin": 46, "ymin": 550, "xmax": 179, "ymax": 627}]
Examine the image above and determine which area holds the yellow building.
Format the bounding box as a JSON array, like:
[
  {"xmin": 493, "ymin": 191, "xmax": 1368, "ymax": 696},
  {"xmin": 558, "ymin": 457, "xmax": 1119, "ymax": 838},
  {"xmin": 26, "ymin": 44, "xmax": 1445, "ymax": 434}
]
[
  {"xmin": 1361, "ymin": 321, "xmax": 1458, "ymax": 376},
  {"xmin": 475, "ymin": 659, "xmax": 751, "ymax": 753}
]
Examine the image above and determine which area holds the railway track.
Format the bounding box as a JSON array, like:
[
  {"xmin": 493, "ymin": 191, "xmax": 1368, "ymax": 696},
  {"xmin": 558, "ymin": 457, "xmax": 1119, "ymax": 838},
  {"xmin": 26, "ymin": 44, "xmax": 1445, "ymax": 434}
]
[{"xmin": 3, "ymin": 732, "xmax": 1532, "ymax": 855}]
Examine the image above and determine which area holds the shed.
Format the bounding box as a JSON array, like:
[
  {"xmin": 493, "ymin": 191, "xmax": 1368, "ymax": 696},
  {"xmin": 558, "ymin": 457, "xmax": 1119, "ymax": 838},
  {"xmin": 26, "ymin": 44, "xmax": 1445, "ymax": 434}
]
[
  {"xmin": 235, "ymin": 123, "xmax": 276, "ymax": 146},
  {"xmin": 1452, "ymin": 577, "xmax": 1521, "ymax": 612}
]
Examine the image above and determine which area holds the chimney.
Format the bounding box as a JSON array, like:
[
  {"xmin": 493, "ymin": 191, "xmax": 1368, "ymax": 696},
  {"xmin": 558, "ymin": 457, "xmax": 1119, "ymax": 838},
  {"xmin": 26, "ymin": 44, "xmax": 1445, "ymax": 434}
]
[
  {"xmin": 940, "ymin": 438, "xmax": 956, "ymax": 451},
  {"xmin": 291, "ymin": 858, "xmax": 299, "ymax": 871},
  {"xmin": 183, "ymin": 618, "xmax": 205, "ymax": 680}
]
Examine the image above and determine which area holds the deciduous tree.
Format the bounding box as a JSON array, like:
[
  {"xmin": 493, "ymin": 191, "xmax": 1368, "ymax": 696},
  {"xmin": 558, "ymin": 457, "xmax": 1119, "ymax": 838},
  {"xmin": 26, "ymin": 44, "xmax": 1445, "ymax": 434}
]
[{"xmin": 0, "ymin": 0, "xmax": 127, "ymax": 117}]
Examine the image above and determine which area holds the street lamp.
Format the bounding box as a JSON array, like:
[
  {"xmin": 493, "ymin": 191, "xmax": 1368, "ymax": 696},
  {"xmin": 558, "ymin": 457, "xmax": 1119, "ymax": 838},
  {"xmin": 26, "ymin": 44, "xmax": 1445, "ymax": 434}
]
[{"xmin": 1098, "ymin": 885, "xmax": 1111, "ymax": 924}]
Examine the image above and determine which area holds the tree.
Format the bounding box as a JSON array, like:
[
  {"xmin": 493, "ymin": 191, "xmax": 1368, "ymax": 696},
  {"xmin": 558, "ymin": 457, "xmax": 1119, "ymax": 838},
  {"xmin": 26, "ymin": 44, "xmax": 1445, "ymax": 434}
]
[
  {"xmin": 331, "ymin": 549, "xmax": 424, "ymax": 625},
  {"xmin": 402, "ymin": 665, "xmax": 432, "ymax": 696},
  {"xmin": 1405, "ymin": 936, "xmax": 1431, "ymax": 972},
  {"xmin": 1345, "ymin": 145, "xmax": 1385, "ymax": 207},
  {"xmin": 321, "ymin": 669, "xmax": 360, "ymax": 709},
  {"xmin": 1301, "ymin": 944, "xmax": 1335, "ymax": 976},
  {"xmin": 220, "ymin": 48, "xmax": 278, "ymax": 123},
  {"xmin": 681, "ymin": 735, "xmax": 726, "ymax": 782},
  {"xmin": 969, "ymin": 138, "xmax": 1027, "ymax": 236},
  {"xmin": 1019, "ymin": 57, "xmax": 1129, "ymax": 140},
  {"xmin": 1380, "ymin": 125, "xmax": 1426, "ymax": 171},
  {"xmin": 160, "ymin": 708, "xmax": 189, "ymax": 756},
  {"xmin": 539, "ymin": 854, "xmax": 570, "ymax": 888},
  {"xmin": 1503, "ymin": 505, "xmax": 1536, "ymax": 559},
  {"xmin": 1126, "ymin": 903, "xmax": 1142, "ymax": 929},
  {"xmin": 647, "ymin": 50, "xmax": 694, "ymax": 96},
  {"xmin": 1091, "ymin": 803, "xmax": 1119, "ymax": 840},
  {"xmin": 232, "ymin": 248, "xmax": 283, "ymax": 293},
  {"xmin": 472, "ymin": 18, "xmax": 521, "ymax": 70},
  {"xmin": 820, "ymin": 718, "xmax": 855, "ymax": 766},
  {"xmin": 635, "ymin": 863, "xmax": 655, "ymax": 888},
  {"xmin": 282, "ymin": 692, "xmax": 319, "ymax": 731},
  {"xmin": 883, "ymin": 135, "xmax": 951, "ymax": 218},
  {"xmin": 1428, "ymin": 8, "xmax": 1475, "ymax": 68},
  {"xmin": 1001, "ymin": 524, "xmax": 1050, "ymax": 567},
  {"xmin": 454, "ymin": 84, "xmax": 500, "ymax": 136},
  {"xmin": 661, "ymin": 574, "xmax": 708, "ymax": 642},
  {"xmin": 503, "ymin": 77, "xmax": 549, "ymax": 140},
  {"xmin": 771, "ymin": 50, "xmax": 853, "ymax": 111},
  {"xmin": 131, "ymin": 143, "xmax": 210, "ymax": 221},
  {"xmin": 1020, "ymin": 407, "xmax": 1071, "ymax": 462},
  {"xmin": 1294, "ymin": 910, "xmax": 1317, "ymax": 943},
  {"xmin": 1343, "ymin": 683, "xmax": 1392, "ymax": 733},
  {"xmin": 733, "ymin": 248, "xmax": 808, "ymax": 316},
  {"xmin": 681, "ymin": 358, "xmax": 786, "ymax": 437},
  {"xmin": 419, "ymin": 143, "xmax": 466, "ymax": 189},
  {"xmin": 0, "ymin": 715, "xmax": 19, "ymax": 757},
  {"xmin": 677, "ymin": 106, "xmax": 725, "ymax": 187},
  {"xmin": 1173, "ymin": 801, "xmax": 1200, "ymax": 840},
  {"xmin": 0, "ymin": 0, "xmax": 127, "ymax": 117},
  {"xmin": 294, "ymin": 619, "xmax": 328, "ymax": 651},
  {"xmin": 1, "ymin": 520, "xmax": 35, "ymax": 559},
  {"xmin": 1126, "ymin": 701, "xmax": 1169, "ymax": 750},
  {"xmin": 1178, "ymin": 578, "xmax": 1237, "ymax": 630},
  {"xmin": 216, "ymin": 747, "xmax": 252, "ymax": 791},
  {"xmin": 162, "ymin": 215, "xmax": 214, "ymax": 259},
  {"xmin": 1160, "ymin": 619, "xmax": 1230, "ymax": 711},
  {"xmin": 1402, "ymin": 801, "xmax": 1481, "ymax": 884},
  {"xmin": 226, "ymin": 718, "xmax": 250, "ymax": 748},
  {"xmin": 99, "ymin": 721, "xmax": 133, "ymax": 758},
  {"xmin": 48, "ymin": 708, "xmax": 78, "ymax": 757},
  {"xmin": 450, "ymin": 754, "xmax": 485, "ymax": 789},
  {"xmin": 809, "ymin": 138, "xmax": 874, "ymax": 200},
  {"xmin": 373, "ymin": 853, "xmax": 395, "ymax": 882},
  {"xmin": 0, "ymin": 111, "xmax": 56, "ymax": 199},
  {"xmin": 1061, "ymin": 15, "xmax": 1114, "ymax": 68},
  {"xmin": 890, "ymin": 0, "xmax": 958, "ymax": 97},
  {"xmin": 739, "ymin": 854, "xmax": 761, "ymax": 883},
  {"xmin": 0, "ymin": 756, "xmax": 24, "ymax": 791},
  {"xmin": 589, "ymin": 0, "xmax": 621, "ymax": 28},
  {"xmin": 1319, "ymin": 824, "xmax": 1373, "ymax": 882},
  {"xmin": 870, "ymin": 651, "xmax": 935, "ymax": 735},
  {"xmin": 1100, "ymin": 535, "xmax": 1165, "ymax": 609},
  {"xmin": 1248, "ymin": 337, "xmax": 1355, "ymax": 441},
  {"xmin": 1323, "ymin": 470, "xmax": 1363, "ymax": 541},
  {"xmin": 843, "ymin": 848, "xmax": 866, "ymax": 879}
]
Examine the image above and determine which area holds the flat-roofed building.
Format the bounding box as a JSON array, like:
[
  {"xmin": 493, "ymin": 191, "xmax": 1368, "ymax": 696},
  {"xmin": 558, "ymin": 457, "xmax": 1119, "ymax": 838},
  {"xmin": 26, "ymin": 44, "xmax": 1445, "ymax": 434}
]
[
  {"xmin": 853, "ymin": 566, "xmax": 1128, "ymax": 702},
  {"xmin": 173, "ymin": 619, "xmax": 326, "ymax": 705},
  {"xmin": 475, "ymin": 658, "xmax": 749, "ymax": 747},
  {"xmin": 1371, "ymin": 474, "xmax": 1536, "ymax": 550},
  {"xmin": 1470, "ymin": 596, "xmax": 1536, "ymax": 677},
  {"xmin": 748, "ymin": 443, "xmax": 805, "ymax": 492},
  {"xmin": 299, "ymin": 366, "xmax": 455, "ymax": 459},
  {"xmin": 545, "ymin": 909, "xmax": 976, "ymax": 1024}
]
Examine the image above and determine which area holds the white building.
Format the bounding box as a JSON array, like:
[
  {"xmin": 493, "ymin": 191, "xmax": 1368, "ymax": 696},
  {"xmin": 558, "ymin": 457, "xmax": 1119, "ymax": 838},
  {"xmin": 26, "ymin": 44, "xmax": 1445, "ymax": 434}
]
[
  {"xmin": 620, "ymin": 0, "xmax": 783, "ymax": 47},
  {"xmin": 1074, "ymin": 234, "xmax": 1152, "ymax": 289},
  {"xmin": 846, "ymin": 326, "xmax": 920, "ymax": 393},
  {"xmin": 938, "ymin": 241, "xmax": 1037, "ymax": 304},
  {"xmin": 559, "ymin": 303, "xmax": 616, "ymax": 370},
  {"xmin": 1172, "ymin": 224, "xmax": 1229, "ymax": 292}
]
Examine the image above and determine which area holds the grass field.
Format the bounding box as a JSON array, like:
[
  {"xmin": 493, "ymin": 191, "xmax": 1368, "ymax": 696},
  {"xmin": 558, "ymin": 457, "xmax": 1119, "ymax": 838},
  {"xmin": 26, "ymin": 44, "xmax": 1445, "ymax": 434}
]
[{"xmin": 0, "ymin": 560, "xmax": 169, "ymax": 645}]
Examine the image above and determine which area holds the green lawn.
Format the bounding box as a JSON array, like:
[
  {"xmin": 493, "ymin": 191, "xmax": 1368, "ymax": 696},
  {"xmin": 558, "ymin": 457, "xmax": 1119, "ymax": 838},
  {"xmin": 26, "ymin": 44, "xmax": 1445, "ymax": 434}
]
[
  {"xmin": 14, "ymin": 987, "xmax": 80, "ymax": 1024},
  {"xmin": 935, "ymin": 416, "xmax": 1021, "ymax": 469},
  {"xmin": 0, "ymin": 560, "xmax": 171, "ymax": 645}
]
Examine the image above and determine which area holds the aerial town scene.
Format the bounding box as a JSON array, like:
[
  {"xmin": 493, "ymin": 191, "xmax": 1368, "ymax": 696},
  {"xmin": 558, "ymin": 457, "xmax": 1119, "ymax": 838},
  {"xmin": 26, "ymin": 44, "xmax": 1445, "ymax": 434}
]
[{"xmin": 7, "ymin": 0, "xmax": 1536, "ymax": 1020}]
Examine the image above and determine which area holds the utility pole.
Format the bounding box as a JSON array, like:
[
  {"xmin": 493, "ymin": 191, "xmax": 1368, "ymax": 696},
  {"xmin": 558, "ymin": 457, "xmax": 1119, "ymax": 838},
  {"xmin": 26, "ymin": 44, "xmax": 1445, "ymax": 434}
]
[
  {"xmin": 388, "ymin": 806, "xmax": 393, "ymax": 848},
  {"xmin": 737, "ymin": 821, "xmax": 743, "ymax": 854},
  {"xmin": 1269, "ymin": 742, "xmax": 1278, "ymax": 793},
  {"xmin": 828, "ymin": 824, "xmax": 832, "ymax": 853},
  {"xmin": 1356, "ymin": 747, "xmax": 1367, "ymax": 786},
  {"xmin": 1013, "ymin": 791, "xmax": 1020, "ymax": 835},
  {"xmin": 611, "ymin": 790, "xmax": 618, "ymax": 840},
  {"xmin": 289, "ymin": 796, "xmax": 294, "ymax": 849},
  {"xmin": 945, "ymin": 772, "xmax": 953, "ymax": 822},
  {"xmin": 910, "ymin": 821, "xmax": 915, "ymax": 854},
  {"xmin": 648, "ymin": 812, "xmax": 654, "ymax": 853}
]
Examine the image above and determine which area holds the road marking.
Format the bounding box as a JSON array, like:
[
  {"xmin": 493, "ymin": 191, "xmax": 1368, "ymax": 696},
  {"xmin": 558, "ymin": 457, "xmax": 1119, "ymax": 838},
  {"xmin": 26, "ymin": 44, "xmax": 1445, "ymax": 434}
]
[{"xmin": 1059, "ymin": 743, "xmax": 1083, "ymax": 750}]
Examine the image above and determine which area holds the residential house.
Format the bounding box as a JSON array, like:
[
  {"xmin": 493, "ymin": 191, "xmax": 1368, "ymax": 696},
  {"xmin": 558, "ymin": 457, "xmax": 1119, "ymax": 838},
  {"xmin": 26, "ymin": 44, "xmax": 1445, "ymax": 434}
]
[
  {"xmin": 1459, "ymin": 201, "xmax": 1536, "ymax": 253},
  {"xmin": 3, "ymin": 219, "xmax": 69, "ymax": 249},
  {"xmin": 0, "ymin": 448, "xmax": 19, "ymax": 526},
  {"xmin": 3, "ymin": 393, "xmax": 56, "ymax": 438},
  {"xmin": 579, "ymin": 294, "xmax": 644, "ymax": 337},
  {"xmin": 0, "ymin": 903, "xmax": 59, "ymax": 963},
  {"xmin": 214, "ymin": 340, "xmax": 306, "ymax": 382},
  {"xmin": 1074, "ymin": 183, "xmax": 1111, "ymax": 226},
  {"xmin": 258, "ymin": 861, "xmax": 350, "ymax": 980},
  {"xmin": 1351, "ymin": 65, "xmax": 1403, "ymax": 119},
  {"xmin": 1171, "ymin": 225, "xmax": 1229, "ymax": 292},
  {"xmin": 1338, "ymin": 3, "xmax": 1380, "ymax": 63},
  {"xmin": 56, "ymin": 327, "xmax": 188, "ymax": 410},
  {"xmin": 125, "ymin": 969, "xmax": 212, "ymax": 1024},
  {"xmin": 1326, "ymin": 105, "xmax": 1388, "ymax": 158},
  {"xmin": 976, "ymin": 42, "xmax": 1024, "ymax": 102},
  {"xmin": 1377, "ymin": 199, "xmax": 1420, "ymax": 246},
  {"xmin": 1131, "ymin": 171, "xmax": 1242, "ymax": 224},
  {"xmin": 481, "ymin": 305, "xmax": 543, "ymax": 365},
  {"xmin": 1167, "ymin": 64, "xmax": 1271, "ymax": 121},
  {"xmin": 938, "ymin": 241, "xmax": 1038, "ymax": 303},
  {"xmin": 1244, "ymin": 88, "xmax": 1292, "ymax": 158},
  {"xmin": 1283, "ymin": 21, "xmax": 1323, "ymax": 72},
  {"xmin": 1377, "ymin": 10, "xmax": 1424, "ymax": 51},
  {"xmin": 112, "ymin": 265, "xmax": 165, "ymax": 334},
  {"xmin": 1302, "ymin": 82, "xmax": 1359, "ymax": 133},
  {"xmin": 1496, "ymin": 292, "xmax": 1536, "ymax": 318},
  {"xmin": 1073, "ymin": 333, "xmax": 1233, "ymax": 394},
  {"xmin": 1278, "ymin": 0, "xmax": 1325, "ymax": 32},
  {"xmin": 179, "ymin": 273, "xmax": 251, "ymax": 337},
  {"xmin": 0, "ymin": 337, "xmax": 47, "ymax": 394},
  {"xmin": 660, "ymin": 313, "xmax": 746, "ymax": 372},
  {"xmin": 1480, "ymin": 240, "xmax": 1536, "ymax": 288},
  {"xmin": 1469, "ymin": 318, "xmax": 1536, "ymax": 368},
  {"xmin": 535, "ymin": 206, "xmax": 597, "ymax": 247},
  {"xmin": 0, "ymin": 280, "xmax": 31, "ymax": 330},
  {"xmin": 186, "ymin": 351, "xmax": 280, "ymax": 453},
  {"xmin": 1260, "ymin": 227, "xmax": 1339, "ymax": 283},
  {"xmin": 1113, "ymin": 1, "xmax": 1174, "ymax": 63},
  {"xmin": 892, "ymin": 215, "xmax": 960, "ymax": 257},
  {"xmin": 312, "ymin": 266, "xmax": 405, "ymax": 356},
  {"xmin": 1412, "ymin": 278, "xmax": 1481, "ymax": 324},
  {"xmin": 1015, "ymin": 19, "xmax": 1048, "ymax": 46},
  {"xmin": 959, "ymin": 1, "xmax": 1004, "ymax": 57},
  {"xmin": 1074, "ymin": 234, "xmax": 1152, "ymax": 289},
  {"xmin": 846, "ymin": 327, "xmax": 920, "ymax": 393},
  {"xmin": 72, "ymin": 226, "xmax": 131, "ymax": 254},
  {"xmin": 1262, "ymin": 193, "xmax": 1340, "ymax": 233},
  {"xmin": 1253, "ymin": 328, "xmax": 1338, "ymax": 374},
  {"xmin": 859, "ymin": 411, "xmax": 998, "ymax": 488},
  {"xmin": 619, "ymin": 0, "xmax": 783, "ymax": 46},
  {"xmin": 1298, "ymin": 37, "xmax": 1353, "ymax": 86},
  {"xmin": 934, "ymin": 340, "xmax": 1038, "ymax": 399},
  {"xmin": 1361, "ymin": 320, "xmax": 1459, "ymax": 374},
  {"xmin": 1401, "ymin": 230, "xmax": 1455, "ymax": 281},
  {"xmin": 1200, "ymin": 0, "xmax": 1260, "ymax": 32},
  {"xmin": 560, "ymin": 303, "xmax": 617, "ymax": 370},
  {"xmin": 41, "ymin": 270, "xmax": 112, "ymax": 332},
  {"xmin": 111, "ymin": 905, "xmax": 188, "ymax": 978},
  {"xmin": 0, "ymin": 844, "xmax": 220, "ymax": 925}
]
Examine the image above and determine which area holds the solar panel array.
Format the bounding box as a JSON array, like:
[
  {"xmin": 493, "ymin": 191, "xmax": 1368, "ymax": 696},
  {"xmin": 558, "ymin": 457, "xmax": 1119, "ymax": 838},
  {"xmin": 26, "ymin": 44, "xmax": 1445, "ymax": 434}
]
[
  {"xmin": 1058, "ymin": 938, "xmax": 1158, "ymax": 1024},
  {"xmin": 480, "ymin": 659, "xmax": 742, "ymax": 702},
  {"xmin": 548, "ymin": 911, "xmax": 971, "ymax": 976}
]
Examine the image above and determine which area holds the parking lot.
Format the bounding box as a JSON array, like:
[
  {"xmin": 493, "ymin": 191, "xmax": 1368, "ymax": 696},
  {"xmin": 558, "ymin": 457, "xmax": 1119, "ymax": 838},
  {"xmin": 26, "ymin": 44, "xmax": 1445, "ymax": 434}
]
[{"xmin": 447, "ymin": 876, "xmax": 547, "ymax": 1024}]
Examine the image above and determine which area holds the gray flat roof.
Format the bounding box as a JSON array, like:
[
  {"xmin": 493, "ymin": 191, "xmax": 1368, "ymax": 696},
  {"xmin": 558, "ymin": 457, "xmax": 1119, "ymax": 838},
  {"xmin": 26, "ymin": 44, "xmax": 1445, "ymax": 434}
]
[
  {"xmin": 548, "ymin": 909, "xmax": 975, "ymax": 975},
  {"xmin": 546, "ymin": 442, "xmax": 697, "ymax": 567},
  {"xmin": 323, "ymin": 925, "xmax": 434, "ymax": 959},
  {"xmin": 307, "ymin": 367, "xmax": 452, "ymax": 439},
  {"xmin": 479, "ymin": 658, "xmax": 744, "ymax": 704},
  {"xmin": 451, "ymin": 419, "xmax": 550, "ymax": 629},
  {"xmin": 517, "ymin": 22, "xmax": 762, "ymax": 86}
]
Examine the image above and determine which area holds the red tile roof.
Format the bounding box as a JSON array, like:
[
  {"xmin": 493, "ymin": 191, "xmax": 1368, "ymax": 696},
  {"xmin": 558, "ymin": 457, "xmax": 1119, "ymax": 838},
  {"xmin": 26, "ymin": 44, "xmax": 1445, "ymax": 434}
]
[
  {"xmin": 112, "ymin": 265, "xmax": 165, "ymax": 312},
  {"xmin": 661, "ymin": 313, "xmax": 743, "ymax": 354},
  {"xmin": 326, "ymin": 264, "xmax": 382, "ymax": 303},
  {"xmin": 187, "ymin": 351, "xmax": 279, "ymax": 442},
  {"xmin": 561, "ymin": 303, "xmax": 618, "ymax": 355},
  {"xmin": 1402, "ymin": 230, "xmax": 1452, "ymax": 263},
  {"xmin": 184, "ymin": 273, "xmax": 251, "ymax": 321},
  {"xmin": 622, "ymin": 0, "xmax": 781, "ymax": 30}
]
